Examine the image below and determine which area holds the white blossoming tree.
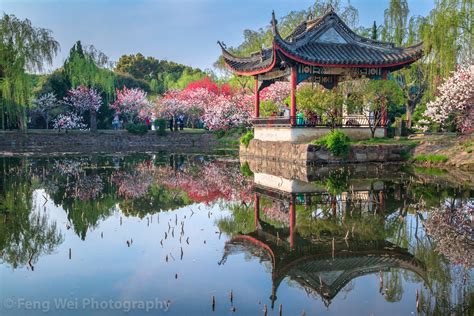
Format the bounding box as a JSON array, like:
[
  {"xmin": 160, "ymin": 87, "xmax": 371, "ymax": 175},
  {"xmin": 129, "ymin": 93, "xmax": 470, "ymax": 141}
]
[
  {"xmin": 63, "ymin": 86, "xmax": 102, "ymax": 131},
  {"xmin": 32, "ymin": 92, "xmax": 58, "ymax": 129},
  {"xmin": 52, "ymin": 113, "xmax": 87, "ymax": 131}
]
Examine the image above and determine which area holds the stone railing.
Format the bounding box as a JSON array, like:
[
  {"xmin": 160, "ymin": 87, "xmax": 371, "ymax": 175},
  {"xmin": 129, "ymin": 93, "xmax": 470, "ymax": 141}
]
[{"xmin": 252, "ymin": 115, "xmax": 386, "ymax": 128}]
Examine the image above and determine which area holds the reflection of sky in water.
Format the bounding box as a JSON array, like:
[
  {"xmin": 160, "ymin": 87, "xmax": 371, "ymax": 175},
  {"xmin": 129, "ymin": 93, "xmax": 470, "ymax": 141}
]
[{"xmin": 0, "ymin": 156, "xmax": 472, "ymax": 315}]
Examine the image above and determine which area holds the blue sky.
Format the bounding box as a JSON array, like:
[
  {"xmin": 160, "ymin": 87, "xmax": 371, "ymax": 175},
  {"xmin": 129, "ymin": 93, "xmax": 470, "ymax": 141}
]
[{"xmin": 2, "ymin": 0, "xmax": 435, "ymax": 72}]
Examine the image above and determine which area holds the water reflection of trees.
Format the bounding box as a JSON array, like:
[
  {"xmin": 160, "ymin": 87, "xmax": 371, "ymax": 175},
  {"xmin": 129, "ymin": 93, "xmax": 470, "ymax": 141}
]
[
  {"xmin": 0, "ymin": 158, "xmax": 63, "ymax": 270},
  {"xmin": 1, "ymin": 155, "xmax": 254, "ymax": 242}
]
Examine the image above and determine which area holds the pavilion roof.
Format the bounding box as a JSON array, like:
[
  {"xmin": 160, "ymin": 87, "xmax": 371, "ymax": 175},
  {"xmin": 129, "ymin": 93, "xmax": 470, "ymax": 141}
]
[
  {"xmin": 222, "ymin": 231, "xmax": 427, "ymax": 306},
  {"xmin": 219, "ymin": 9, "xmax": 423, "ymax": 76}
]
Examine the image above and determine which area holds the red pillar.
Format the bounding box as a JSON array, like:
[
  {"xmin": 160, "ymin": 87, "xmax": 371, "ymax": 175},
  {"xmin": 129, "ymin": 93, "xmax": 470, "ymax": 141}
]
[
  {"xmin": 289, "ymin": 194, "xmax": 296, "ymax": 249},
  {"xmin": 254, "ymin": 194, "xmax": 260, "ymax": 229},
  {"xmin": 254, "ymin": 77, "xmax": 260, "ymax": 118},
  {"xmin": 382, "ymin": 70, "xmax": 388, "ymax": 136},
  {"xmin": 290, "ymin": 66, "xmax": 297, "ymax": 125}
]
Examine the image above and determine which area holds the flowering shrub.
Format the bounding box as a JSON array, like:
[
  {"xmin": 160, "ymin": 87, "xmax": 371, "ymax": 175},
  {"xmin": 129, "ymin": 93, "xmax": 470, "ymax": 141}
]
[
  {"xmin": 424, "ymin": 65, "xmax": 474, "ymax": 133},
  {"xmin": 200, "ymin": 92, "xmax": 252, "ymax": 130},
  {"xmin": 52, "ymin": 113, "xmax": 87, "ymax": 130}
]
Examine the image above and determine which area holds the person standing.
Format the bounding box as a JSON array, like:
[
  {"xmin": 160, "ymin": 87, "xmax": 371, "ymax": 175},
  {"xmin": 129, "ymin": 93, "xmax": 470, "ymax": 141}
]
[
  {"xmin": 112, "ymin": 114, "xmax": 120, "ymax": 130},
  {"xmin": 284, "ymin": 104, "xmax": 290, "ymax": 118},
  {"xmin": 145, "ymin": 116, "xmax": 151, "ymax": 130}
]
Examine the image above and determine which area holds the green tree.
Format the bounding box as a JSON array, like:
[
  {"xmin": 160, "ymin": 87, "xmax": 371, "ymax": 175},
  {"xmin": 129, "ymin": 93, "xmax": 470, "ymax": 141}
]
[
  {"xmin": 296, "ymin": 84, "xmax": 344, "ymax": 129},
  {"xmin": 0, "ymin": 14, "xmax": 59, "ymax": 130},
  {"xmin": 372, "ymin": 21, "xmax": 378, "ymax": 40},
  {"xmin": 363, "ymin": 80, "xmax": 405, "ymax": 138},
  {"xmin": 382, "ymin": 0, "xmax": 410, "ymax": 46},
  {"xmin": 63, "ymin": 41, "xmax": 117, "ymax": 129},
  {"xmin": 115, "ymin": 53, "xmax": 160, "ymax": 80}
]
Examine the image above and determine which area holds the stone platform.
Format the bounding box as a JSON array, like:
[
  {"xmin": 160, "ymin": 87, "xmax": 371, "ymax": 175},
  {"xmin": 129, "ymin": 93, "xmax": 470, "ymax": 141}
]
[{"xmin": 254, "ymin": 126, "xmax": 385, "ymax": 143}]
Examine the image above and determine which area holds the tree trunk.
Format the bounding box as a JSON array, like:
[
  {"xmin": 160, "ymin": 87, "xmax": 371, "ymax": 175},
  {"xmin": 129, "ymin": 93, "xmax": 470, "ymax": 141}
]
[
  {"xmin": 406, "ymin": 102, "xmax": 413, "ymax": 129},
  {"xmin": 45, "ymin": 112, "xmax": 49, "ymax": 130},
  {"xmin": 90, "ymin": 110, "xmax": 97, "ymax": 132},
  {"xmin": 370, "ymin": 126, "xmax": 376, "ymax": 138}
]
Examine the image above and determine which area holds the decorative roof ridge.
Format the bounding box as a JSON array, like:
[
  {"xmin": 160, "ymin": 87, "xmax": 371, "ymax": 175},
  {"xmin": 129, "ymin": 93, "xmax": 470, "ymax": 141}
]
[
  {"xmin": 402, "ymin": 41, "xmax": 424, "ymax": 52},
  {"xmin": 217, "ymin": 40, "xmax": 272, "ymax": 63},
  {"xmin": 271, "ymin": 10, "xmax": 283, "ymax": 41},
  {"xmin": 284, "ymin": 11, "xmax": 404, "ymax": 52}
]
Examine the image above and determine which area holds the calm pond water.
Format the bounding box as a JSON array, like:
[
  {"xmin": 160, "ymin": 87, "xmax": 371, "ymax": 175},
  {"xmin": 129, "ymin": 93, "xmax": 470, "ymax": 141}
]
[{"xmin": 0, "ymin": 154, "xmax": 472, "ymax": 315}]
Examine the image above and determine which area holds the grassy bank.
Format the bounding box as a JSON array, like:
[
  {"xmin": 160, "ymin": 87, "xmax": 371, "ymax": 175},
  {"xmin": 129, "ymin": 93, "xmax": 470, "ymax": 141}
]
[{"xmin": 411, "ymin": 134, "xmax": 473, "ymax": 171}]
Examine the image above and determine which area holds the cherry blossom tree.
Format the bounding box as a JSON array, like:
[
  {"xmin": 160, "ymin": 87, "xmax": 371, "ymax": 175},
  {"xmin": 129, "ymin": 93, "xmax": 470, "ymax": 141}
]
[
  {"xmin": 154, "ymin": 89, "xmax": 189, "ymax": 118},
  {"xmin": 260, "ymin": 81, "xmax": 291, "ymax": 105},
  {"xmin": 187, "ymin": 76, "xmax": 234, "ymax": 96},
  {"xmin": 109, "ymin": 86, "xmax": 151, "ymax": 123},
  {"xmin": 424, "ymin": 65, "xmax": 474, "ymax": 133},
  {"xmin": 200, "ymin": 92, "xmax": 252, "ymax": 130},
  {"xmin": 63, "ymin": 86, "xmax": 102, "ymax": 131},
  {"xmin": 154, "ymin": 77, "xmax": 253, "ymax": 131}
]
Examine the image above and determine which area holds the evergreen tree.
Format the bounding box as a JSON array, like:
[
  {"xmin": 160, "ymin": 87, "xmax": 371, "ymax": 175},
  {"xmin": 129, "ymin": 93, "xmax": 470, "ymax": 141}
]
[{"xmin": 372, "ymin": 21, "xmax": 378, "ymax": 40}]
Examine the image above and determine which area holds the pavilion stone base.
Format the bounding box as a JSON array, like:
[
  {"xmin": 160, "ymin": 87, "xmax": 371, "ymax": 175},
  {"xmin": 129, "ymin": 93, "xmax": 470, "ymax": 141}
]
[
  {"xmin": 240, "ymin": 139, "xmax": 412, "ymax": 165},
  {"xmin": 240, "ymin": 156, "xmax": 407, "ymax": 183},
  {"xmin": 254, "ymin": 127, "xmax": 385, "ymax": 143}
]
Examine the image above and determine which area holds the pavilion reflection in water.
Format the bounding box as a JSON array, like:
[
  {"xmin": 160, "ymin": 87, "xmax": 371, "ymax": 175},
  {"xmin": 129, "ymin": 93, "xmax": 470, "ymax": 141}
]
[{"xmin": 220, "ymin": 163, "xmax": 427, "ymax": 308}]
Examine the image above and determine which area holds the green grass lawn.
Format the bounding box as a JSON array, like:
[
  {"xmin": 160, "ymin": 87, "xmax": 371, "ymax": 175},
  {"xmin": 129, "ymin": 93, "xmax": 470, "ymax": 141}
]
[
  {"xmin": 413, "ymin": 154, "xmax": 449, "ymax": 163},
  {"xmin": 351, "ymin": 137, "xmax": 419, "ymax": 147}
]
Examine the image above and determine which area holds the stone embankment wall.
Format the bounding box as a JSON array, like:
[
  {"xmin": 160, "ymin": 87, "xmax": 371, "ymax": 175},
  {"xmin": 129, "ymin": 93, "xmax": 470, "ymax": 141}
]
[
  {"xmin": 0, "ymin": 131, "xmax": 218, "ymax": 155},
  {"xmin": 240, "ymin": 139, "xmax": 413, "ymax": 165}
]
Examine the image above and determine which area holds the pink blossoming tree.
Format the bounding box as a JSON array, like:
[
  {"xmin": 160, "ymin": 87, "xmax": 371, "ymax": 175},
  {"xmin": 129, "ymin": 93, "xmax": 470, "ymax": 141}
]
[
  {"xmin": 63, "ymin": 86, "xmax": 102, "ymax": 131},
  {"xmin": 154, "ymin": 82, "xmax": 253, "ymax": 131},
  {"xmin": 110, "ymin": 87, "xmax": 151, "ymax": 123},
  {"xmin": 424, "ymin": 65, "xmax": 474, "ymax": 133},
  {"xmin": 260, "ymin": 81, "xmax": 291, "ymax": 105}
]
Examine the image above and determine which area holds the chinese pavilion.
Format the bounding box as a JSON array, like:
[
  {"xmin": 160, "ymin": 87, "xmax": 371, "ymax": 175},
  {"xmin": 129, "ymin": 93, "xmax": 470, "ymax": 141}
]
[{"xmin": 219, "ymin": 8, "xmax": 423, "ymax": 141}]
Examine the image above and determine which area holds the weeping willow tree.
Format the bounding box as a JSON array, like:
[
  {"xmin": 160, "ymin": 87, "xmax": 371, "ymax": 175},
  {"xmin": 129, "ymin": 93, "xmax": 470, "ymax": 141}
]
[
  {"xmin": 63, "ymin": 41, "xmax": 115, "ymax": 128},
  {"xmin": 420, "ymin": 0, "xmax": 473, "ymax": 97},
  {"xmin": 382, "ymin": 0, "xmax": 410, "ymax": 46},
  {"xmin": 0, "ymin": 14, "xmax": 59, "ymax": 130},
  {"xmin": 64, "ymin": 41, "xmax": 115, "ymax": 101}
]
